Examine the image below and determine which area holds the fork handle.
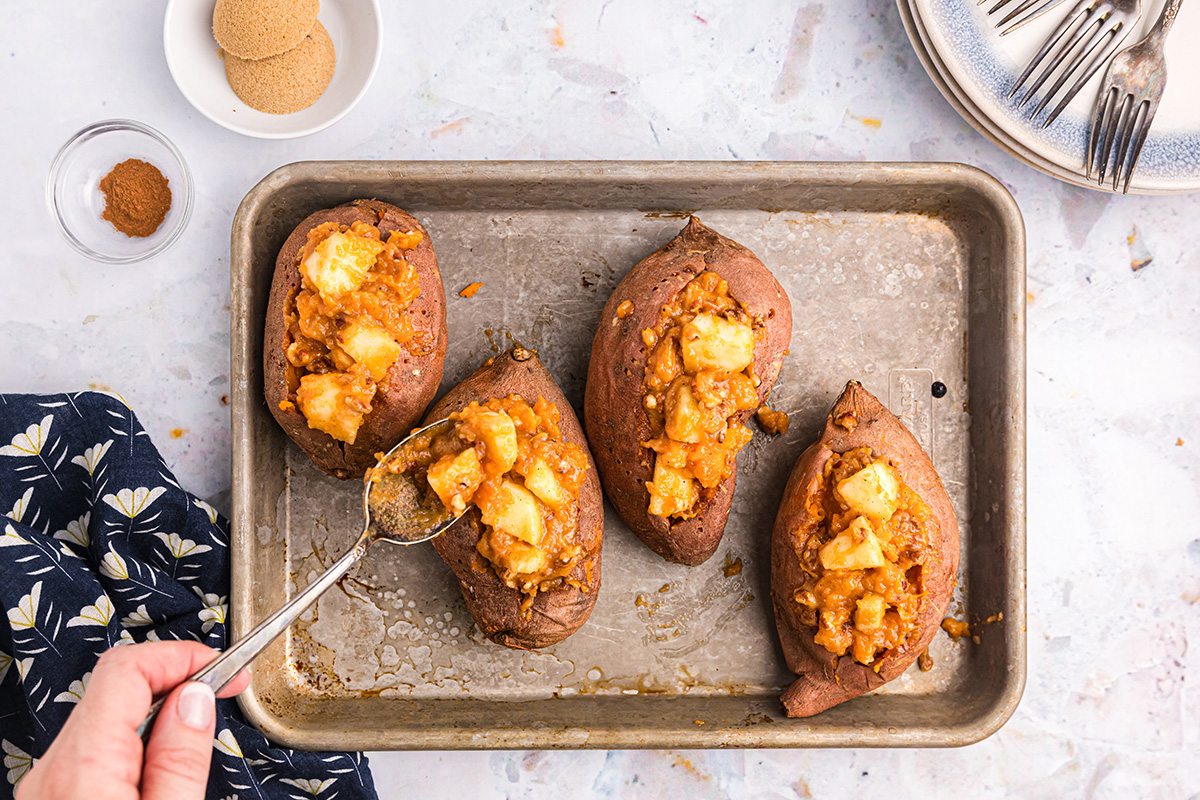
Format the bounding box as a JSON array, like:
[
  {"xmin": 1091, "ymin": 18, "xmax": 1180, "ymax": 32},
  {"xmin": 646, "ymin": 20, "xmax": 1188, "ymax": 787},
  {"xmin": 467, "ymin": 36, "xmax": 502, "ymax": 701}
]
[{"xmin": 1149, "ymin": 0, "xmax": 1185, "ymax": 42}]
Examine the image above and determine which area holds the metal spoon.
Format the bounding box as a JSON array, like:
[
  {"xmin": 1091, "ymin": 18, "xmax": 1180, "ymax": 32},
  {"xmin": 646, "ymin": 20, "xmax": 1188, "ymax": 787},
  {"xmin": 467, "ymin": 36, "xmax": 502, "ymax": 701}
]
[{"xmin": 136, "ymin": 418, "xmax": 460, "ymax": 740}]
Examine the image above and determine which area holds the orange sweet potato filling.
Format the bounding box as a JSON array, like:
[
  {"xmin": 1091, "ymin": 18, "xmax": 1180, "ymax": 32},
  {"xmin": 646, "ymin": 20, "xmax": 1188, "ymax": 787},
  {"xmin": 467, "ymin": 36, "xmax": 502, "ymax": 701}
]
[
  {"xmin": 282, "ymin": 221, "xmax": 430, "ymax": 442},
  {"xmin": 640, "ymin": 270, "xmax": 762, "ymax": 519},
  {"xmin": 382, "ymin": 395, "xmax": 589, "ymax": 610},
  {"xmin": 791, "ymin": 448, "xmax": 938, "ymax": 666}
]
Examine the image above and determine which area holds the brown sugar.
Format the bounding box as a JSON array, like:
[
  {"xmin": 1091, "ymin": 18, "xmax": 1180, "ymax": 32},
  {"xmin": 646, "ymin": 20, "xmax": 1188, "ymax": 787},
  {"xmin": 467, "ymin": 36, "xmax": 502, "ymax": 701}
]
[
  {"xmin": 224, "ymin": 21, "xmax": 336, "ymax": 114},
  {"xmin": 98, "ymin": 159, "xmax": 172, "ymax": 238},
  {"xmin": 213, "ymin": 0, "xmax": 320, "ymax": 61}
]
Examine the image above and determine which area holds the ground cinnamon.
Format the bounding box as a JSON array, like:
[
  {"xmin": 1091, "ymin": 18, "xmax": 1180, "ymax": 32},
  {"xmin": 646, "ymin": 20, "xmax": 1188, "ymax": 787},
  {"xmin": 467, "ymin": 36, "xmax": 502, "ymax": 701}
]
[{"xmin": 98, "ymin": 158, "xmax": 172, "ymax": 238}]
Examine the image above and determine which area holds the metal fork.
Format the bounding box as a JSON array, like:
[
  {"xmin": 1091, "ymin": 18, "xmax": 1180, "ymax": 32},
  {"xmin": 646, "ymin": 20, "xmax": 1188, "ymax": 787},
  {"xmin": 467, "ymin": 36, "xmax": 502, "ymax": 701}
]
[
  {"xmin": 981, "ymin": 0, "xmax": 1072, "ymax": 35},
  {"xmin": 1087, "ymin": 0, "xmax": 1185, "ymax": 193},
  {"xmin": 1010, "ymin": 0, "xmax": 1142, "ymax": 125}
]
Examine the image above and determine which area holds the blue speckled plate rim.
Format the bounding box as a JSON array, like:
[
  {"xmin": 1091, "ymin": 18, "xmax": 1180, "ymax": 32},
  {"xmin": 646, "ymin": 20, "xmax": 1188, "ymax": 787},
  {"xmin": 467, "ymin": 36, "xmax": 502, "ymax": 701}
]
[
  {"xmin": 896, "ymin": 0, "xmax": 1193, "ymax": 194},
  {"xmin": 914, "ymin": 0, "xmax": 1200, "ymax": 192},
  {"xmin": 898, "ymin": 0, "xmax": 1106, "ymax": 190}
]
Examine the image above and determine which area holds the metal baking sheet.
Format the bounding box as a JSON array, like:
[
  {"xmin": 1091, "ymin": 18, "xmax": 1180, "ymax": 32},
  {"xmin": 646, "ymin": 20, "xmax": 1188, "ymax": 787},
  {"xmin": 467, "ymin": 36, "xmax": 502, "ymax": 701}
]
[{"xmin": 230, "ymin": 161, "xmax": 1026, "ymax": 749}]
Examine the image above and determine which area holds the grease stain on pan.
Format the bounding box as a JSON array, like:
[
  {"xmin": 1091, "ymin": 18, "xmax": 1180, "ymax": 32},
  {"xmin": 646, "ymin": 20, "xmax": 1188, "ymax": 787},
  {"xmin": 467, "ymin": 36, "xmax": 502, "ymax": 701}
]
[{"xmin": 634, "ymin": 552, "xmax": 754, "ymax": 657}]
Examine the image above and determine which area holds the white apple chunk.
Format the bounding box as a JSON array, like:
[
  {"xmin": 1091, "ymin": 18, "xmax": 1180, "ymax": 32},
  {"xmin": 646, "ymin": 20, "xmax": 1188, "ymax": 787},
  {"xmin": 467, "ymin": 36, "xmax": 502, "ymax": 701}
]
[
  {"xmin": 679, "ymin": 313, "xmax": 755, "ymax": 373},
  {"xmin": 836, "ymin": 462, "xmax": 901, "ymax": 521},
  {"xmin": 337, "ymin": 320, "xmax": 403, "ymax": 381},
  {"xmin": 647, "ymin": 459, "xmax": 697, "ymax": 517},
  {"xmin": 855, "ymin": 593, "xmax": 886, "ymax": 632},
  {"xmin": 295, "ymin": 373, "xmax": 364, "ymax": 444},
  {"xmin": 301, "ymin": 231, "xmax": 385, "ymax": 298},
  {"xmin": 480, "ymin": 480, "xmax": 544, "ymax": 546},
  {"xmin": 469, "ymin": 411, "xmax": 518, "ymax": 475},
  {"xmin": 425, "ymin": 449, "xmax": 484, "ymax": 514},
  {"xmin": 523, "ymin": 459, "xmax": 567, "ymax": 509},
  {"xmin": 819, "ymin": 516, "xmax": 886, "ymax": 571}
]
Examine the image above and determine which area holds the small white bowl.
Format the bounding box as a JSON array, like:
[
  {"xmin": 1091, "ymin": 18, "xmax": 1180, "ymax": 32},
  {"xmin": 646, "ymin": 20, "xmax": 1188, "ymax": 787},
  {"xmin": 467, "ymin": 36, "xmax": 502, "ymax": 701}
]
[{"xmin": 163, "ymin": 0, "xmax": 381, "ymax": 140}]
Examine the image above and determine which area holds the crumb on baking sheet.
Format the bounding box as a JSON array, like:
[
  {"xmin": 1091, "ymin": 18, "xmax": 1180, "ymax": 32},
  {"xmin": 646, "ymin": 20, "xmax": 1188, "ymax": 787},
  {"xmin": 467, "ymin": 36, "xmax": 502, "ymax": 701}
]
[
  {"xmin": 941, "ymin": 616, "xmax": 970, "ymax": 640},
  {"xmin": 459, "ymin": 282, "xmax": 483, "ymax": 298},
  {"xmin": 755, "ymin": 405, "xmax": 789, "ymax": 435}
]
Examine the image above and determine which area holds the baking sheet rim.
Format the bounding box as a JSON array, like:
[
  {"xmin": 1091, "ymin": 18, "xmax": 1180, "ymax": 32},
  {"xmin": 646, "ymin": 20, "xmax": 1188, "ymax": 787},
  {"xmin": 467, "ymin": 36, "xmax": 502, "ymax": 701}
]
[{"xmin": 229, "ymin": 160, "xmax": 1027, "ymax": 750}]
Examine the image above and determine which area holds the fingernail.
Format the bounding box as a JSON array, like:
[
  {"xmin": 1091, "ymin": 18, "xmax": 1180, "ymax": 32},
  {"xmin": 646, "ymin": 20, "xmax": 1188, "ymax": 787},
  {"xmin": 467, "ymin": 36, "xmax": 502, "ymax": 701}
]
[{"xmin": 177, "ymin": 682, "xmax": 215, "ymax": 731}]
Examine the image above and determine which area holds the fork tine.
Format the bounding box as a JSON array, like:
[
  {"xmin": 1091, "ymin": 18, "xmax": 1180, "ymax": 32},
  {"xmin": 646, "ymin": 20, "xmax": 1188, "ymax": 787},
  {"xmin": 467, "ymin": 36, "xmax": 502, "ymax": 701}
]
[
  {"xmin": 1116, "ymin": 100, "xmax": 1153, "ymax": 194},
  {"xmin": 1087, "ymin": 86, "xmax": 1117, "ymax": 180},
  {"xmin": 1030, "ymin": 14, "xmax": 1109, "ymax": 115},
  {"xmin": 1099, "ymin": 94, "xmax": 1133, "ymax": 187},
  {"xmin": 1111, "ymin": 99, "xmax": 1142, "ymax": 191},
  {"xmin": 1009, "ymin": 0, "xmax": 1093, "ymax": 98},
  {"xmin": 1017, "ymin": 12, "xmax": 1103, "ymax": 109},
  {"xmin": 996, "ymin": 0, "xmax": 1041, "ymax": 24},
  {"xmin": 1034, "ymin": 15, "xmax": 1124, "ymax": 121},
  {"xmin": 997, "ymin": 0, "xmax": 1068, "ymax": 35},
  {"xmin": 1040, "ymin": 17, "xmax": 1134, "ymax": 125},
  {"xmin": 1121, "ymin": 112, "xmax": 1153, "ymax": 195}
]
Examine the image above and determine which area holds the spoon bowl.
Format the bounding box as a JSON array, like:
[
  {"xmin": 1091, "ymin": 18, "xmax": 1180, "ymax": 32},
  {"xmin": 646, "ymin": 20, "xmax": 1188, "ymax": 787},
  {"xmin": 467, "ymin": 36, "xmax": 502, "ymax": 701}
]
[{"xmin": 363, "ymin": 418, "xmax": 457, "ymax": 546}]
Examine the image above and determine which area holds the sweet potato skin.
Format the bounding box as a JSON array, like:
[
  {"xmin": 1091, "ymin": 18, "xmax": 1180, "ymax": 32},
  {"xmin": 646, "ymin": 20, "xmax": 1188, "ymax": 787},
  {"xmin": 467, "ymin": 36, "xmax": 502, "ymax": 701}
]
[
  {"xmin": 584, "ymin": 216, "xmax": 792, "ymax": 566},
  {"xmin": 770, "ymin": 380, "xmax": 960, "ymax": 717},
  {"xmin": 264, "ymin": 199, "xmax": 448, "ymax": 479},
  {"xmin": 424, "ymin": 347, "xmax": 604, "ymax": 650}
]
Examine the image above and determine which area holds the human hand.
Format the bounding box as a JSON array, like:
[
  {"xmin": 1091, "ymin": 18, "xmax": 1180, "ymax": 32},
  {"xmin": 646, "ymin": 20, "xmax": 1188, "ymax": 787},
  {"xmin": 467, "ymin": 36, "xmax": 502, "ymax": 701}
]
[{"xmin": 15, "ymin": 641, "xmax": 251, "ymax": 800}]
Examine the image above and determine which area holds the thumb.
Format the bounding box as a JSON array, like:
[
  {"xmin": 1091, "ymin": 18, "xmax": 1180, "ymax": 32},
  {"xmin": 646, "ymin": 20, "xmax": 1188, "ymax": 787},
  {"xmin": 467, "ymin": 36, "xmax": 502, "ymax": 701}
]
[{"xmin": 140, "ymin": 681, "xmax": 217, "ymax": 800}]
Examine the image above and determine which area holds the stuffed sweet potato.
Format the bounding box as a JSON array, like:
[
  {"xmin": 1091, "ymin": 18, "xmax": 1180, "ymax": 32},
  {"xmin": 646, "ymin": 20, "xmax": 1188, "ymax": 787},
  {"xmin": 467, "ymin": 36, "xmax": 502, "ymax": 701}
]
[
  {"xmin": 396, "ymin": 347, "xmax": 603, "ymax": 649},
  {"xmin": 264, "ymin": 199, "xmax": 447, "ymax": 479},
  {"xmin": 770, "ymin": 380, "xmax": 959, "ymax": 717},
  {"xmin": 584, "ymin": 216, "xmax": 792, "ymax": 566}
]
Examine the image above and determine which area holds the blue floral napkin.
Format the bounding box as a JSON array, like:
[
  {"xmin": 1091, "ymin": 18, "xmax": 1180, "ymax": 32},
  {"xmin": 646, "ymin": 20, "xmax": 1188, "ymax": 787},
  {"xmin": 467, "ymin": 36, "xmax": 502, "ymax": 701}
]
[{"xmin": 0, "ymin": 392, "xmax": 377, "ymax": 800}]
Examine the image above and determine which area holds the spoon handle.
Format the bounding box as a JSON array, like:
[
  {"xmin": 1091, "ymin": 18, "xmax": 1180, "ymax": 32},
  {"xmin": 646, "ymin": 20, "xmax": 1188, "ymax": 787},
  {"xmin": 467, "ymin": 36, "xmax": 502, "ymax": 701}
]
[{"xmin": 136, "ymin": 540, "xmax": 366, "ymax": 742}]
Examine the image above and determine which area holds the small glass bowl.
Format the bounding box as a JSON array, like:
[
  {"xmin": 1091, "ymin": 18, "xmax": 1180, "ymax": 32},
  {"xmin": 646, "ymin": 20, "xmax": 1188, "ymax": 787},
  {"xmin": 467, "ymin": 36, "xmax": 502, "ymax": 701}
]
[{"xmin": 47, "ymin": 120, "xmax": 194, "ymax": 264}]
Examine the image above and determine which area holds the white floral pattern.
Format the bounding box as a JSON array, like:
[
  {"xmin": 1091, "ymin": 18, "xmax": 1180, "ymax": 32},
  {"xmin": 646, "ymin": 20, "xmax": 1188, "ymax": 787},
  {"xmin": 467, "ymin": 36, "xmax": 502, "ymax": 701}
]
[
  {"xmin": 5, "ymin": 488, "xmax": 33, "ymax": 524},
  {"xmin": 0, "ymin": 414, "xmax": 65, "ymax": 490},
  {"xmin": 99, "ymin": 544, "xmax": 171, "ymax": 602},
  {"xmin": 194, "ymin": 498, "xmax": 219, "ymax": 524},
  {"xmin": 195, "ymin": 588, "xmax": 228, "ymax": 635},
  {"xmin": 0, "ymin": 523, "xmax": 27, "ymax": 549},
  {"xmin": 0, "ymin": 392, "xmax": 372, "ymax": 800},
  {"xmin": 65, "ymin": 596, "xmax": 114, "ymax": 628},
  {"xmin": 1, "ymin": 739, "xmax": 34, "ymax": 787},
  {"xmin": 7, "ymin": 582, "xmax": 43, "ymax": 631},
  {"xmin": 70, "ymin": 440, "xmax": 112, "ymax": 477},
  {"xmin": 51, "ymin": 512, "xmax": 89, "ymax": 548},
  {"xmin": 52, "ymin": 672, "xmax": 89, "ymax": 704},
  {"xmin": 0, "ymin": 416, "xmax": 53, "ymax": 458},
  {"xmin": 155, "ymin": 531, "xmax": 212, "ymax": 559},
  {"xmin": 99, "ymin": 546, "xmax": 129, "ymax": 581},
  {"xmin": 280, "ymin": 778, "xmax": 337, "ymax": 795},
  {"xmin": 120, "ymin": 604, "xmax": 154, "ymax": 627},
  {"xmin": 102, "ymin": 486, "xmax": 166, "ymax": 519},
  {"xmin": 214, "ymin": 728, "xmax": 244, "ymax": 759}
]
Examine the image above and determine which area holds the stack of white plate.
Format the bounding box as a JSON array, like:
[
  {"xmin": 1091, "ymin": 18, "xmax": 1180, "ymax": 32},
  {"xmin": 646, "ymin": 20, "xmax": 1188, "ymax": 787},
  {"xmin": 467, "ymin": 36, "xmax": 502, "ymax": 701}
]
[{"xmin": 898, "ymin": 0, "xmax": 1200, "ymax": 194}]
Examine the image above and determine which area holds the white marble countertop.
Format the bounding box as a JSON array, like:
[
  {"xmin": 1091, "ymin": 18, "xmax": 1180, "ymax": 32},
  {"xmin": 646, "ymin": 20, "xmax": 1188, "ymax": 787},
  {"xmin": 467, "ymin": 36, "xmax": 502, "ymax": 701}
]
[{"xmin": 2, "ymin": 1, "xmax": 1197, "ymax": 796}]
